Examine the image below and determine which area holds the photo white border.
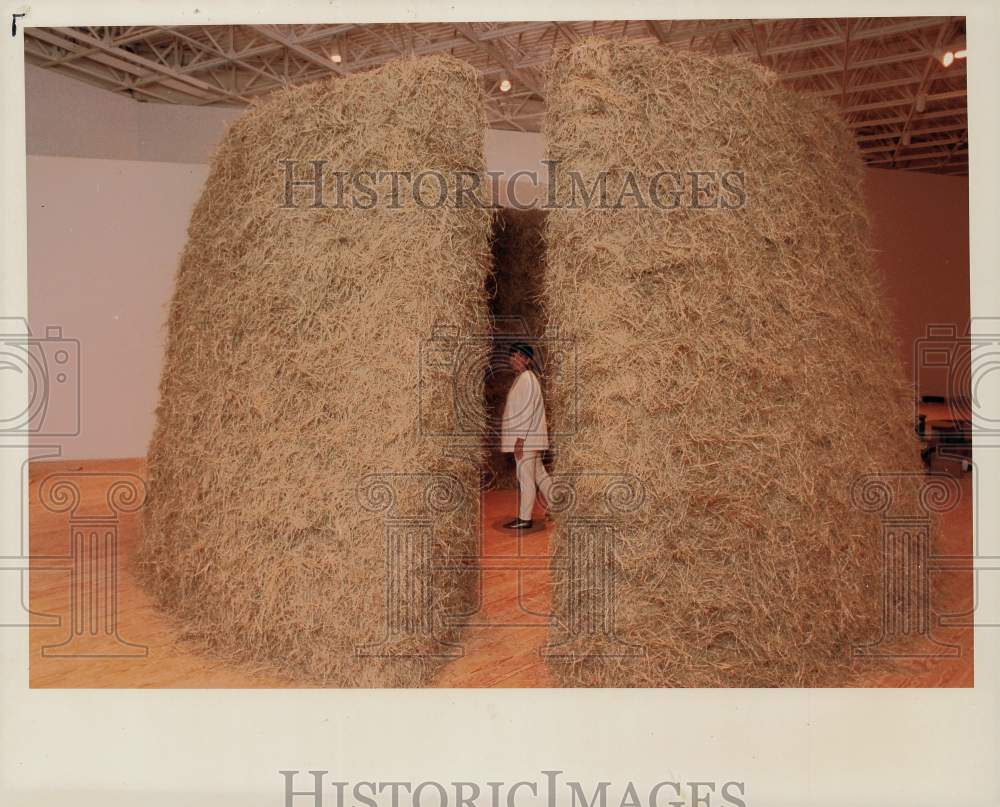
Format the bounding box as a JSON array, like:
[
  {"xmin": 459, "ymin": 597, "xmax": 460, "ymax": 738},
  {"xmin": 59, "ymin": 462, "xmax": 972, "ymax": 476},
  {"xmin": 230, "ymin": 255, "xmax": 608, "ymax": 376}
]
[{"xmin": 1, "ymin": 2, "xmax": 997, "ymax": 805}]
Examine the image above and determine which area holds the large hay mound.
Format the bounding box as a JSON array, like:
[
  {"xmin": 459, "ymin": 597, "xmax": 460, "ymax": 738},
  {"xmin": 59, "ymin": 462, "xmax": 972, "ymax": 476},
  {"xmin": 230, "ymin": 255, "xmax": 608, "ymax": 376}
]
[
  {"xmin": 542, "ymin": 39, "xmax": 923, "ymax": 686},
  {"xmin": 484, "ymin": 207, "xmax": 548, "ymax": 489},
  {"xmin": 139, "ymin": 56, "xmax": 490, "ymax": 686}
]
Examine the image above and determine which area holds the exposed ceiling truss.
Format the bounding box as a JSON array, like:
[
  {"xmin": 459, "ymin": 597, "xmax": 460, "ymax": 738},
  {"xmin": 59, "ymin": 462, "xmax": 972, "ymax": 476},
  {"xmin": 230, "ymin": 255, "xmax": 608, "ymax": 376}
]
[{"xmin": 24, "ymin": 18, "xmax": 969, "ymax": 175}]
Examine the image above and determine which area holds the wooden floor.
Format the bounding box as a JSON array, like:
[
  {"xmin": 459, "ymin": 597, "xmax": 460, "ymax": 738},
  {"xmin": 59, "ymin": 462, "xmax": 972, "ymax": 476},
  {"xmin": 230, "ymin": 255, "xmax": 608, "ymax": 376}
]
[{"xmin": 27, "ymin": 456, "xmax": 973, "ymax": 688}]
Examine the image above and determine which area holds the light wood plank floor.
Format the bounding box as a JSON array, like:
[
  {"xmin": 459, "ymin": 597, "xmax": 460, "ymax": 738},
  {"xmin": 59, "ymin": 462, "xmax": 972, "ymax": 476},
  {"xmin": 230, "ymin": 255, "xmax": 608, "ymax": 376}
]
[{"xmin": 27, "ymin": 457, "xmax": 972, "ymax": 687}]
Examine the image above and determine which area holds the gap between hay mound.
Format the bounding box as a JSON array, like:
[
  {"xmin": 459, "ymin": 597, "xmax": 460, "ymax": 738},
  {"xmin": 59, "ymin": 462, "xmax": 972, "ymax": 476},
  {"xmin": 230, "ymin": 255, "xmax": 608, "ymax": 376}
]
[
  {"xmin": 484, "ymin": 207, "xmax": 549, "ymax": 490},
  {"xmin": 542, "ymin": 39, "xmax": 927, "ymax": 687},
  {"xmin": 138, "ymin": 55, "xmax": 491, "ymax": 687}
]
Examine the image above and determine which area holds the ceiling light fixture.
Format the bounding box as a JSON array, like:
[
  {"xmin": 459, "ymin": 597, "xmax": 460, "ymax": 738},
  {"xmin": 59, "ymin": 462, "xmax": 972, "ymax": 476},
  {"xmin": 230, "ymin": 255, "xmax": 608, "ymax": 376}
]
[
  {"xmin": 941, "ymin": 38, "xmax": 967, "ymax": 67},
  {"xmin": 499, "ymin": 78, "xmax": 512, "ymax": 93}
]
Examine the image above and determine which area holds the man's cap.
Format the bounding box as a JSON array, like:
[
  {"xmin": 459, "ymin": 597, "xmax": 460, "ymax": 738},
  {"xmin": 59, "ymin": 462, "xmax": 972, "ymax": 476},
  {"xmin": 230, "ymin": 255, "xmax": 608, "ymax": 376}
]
[{"xmin": 509, "ymin": 342, "xmax": 535, "ymax": 361}]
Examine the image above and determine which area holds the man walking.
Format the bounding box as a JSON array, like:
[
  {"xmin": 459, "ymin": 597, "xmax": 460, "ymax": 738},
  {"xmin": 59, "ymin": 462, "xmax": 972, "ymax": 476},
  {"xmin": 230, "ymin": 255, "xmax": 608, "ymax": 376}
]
[{"xmin": 501, "ymin": 342, "xmax": 552, "ymax": 530}]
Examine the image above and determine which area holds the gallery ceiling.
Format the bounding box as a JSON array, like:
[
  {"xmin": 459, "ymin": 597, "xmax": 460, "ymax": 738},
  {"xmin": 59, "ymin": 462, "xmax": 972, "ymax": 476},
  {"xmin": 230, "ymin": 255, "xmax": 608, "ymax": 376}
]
[{"xmin": 25, "ymin": 18, "xmax": 969, "ymax": 175}]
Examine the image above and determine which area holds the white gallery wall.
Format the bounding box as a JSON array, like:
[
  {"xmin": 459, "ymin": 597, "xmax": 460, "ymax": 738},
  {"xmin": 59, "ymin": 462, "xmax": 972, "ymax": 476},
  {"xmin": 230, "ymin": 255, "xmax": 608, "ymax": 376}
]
[
  {"xmin": 27, "ymin": 156, "xmax": 207, "ymax": 459},
  {"xmin": 25, "ymin": 64, "xmax": 969, "ymax": 459}
]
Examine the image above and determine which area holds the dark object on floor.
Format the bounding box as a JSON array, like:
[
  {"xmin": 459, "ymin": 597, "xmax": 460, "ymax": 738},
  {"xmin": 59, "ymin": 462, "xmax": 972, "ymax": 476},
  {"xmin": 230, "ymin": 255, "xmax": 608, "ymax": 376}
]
[{"xmin": 920, "ymin": 418, "xmax": 972, "ymax": 471}]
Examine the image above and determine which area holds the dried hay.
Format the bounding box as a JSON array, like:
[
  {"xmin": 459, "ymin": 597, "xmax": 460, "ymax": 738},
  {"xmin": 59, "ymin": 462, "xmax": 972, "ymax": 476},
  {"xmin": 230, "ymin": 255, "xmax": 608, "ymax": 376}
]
[
  {"xmin": 138, "ymin": 55, "xmax": 491, "ymax": 686},
  {"xmin": 484, "ymin": 207, "xmax": 548, "ymax": 488},
  {"xmin": 542, "ymin": 39, "xmax": 925, "ymax": 687}
]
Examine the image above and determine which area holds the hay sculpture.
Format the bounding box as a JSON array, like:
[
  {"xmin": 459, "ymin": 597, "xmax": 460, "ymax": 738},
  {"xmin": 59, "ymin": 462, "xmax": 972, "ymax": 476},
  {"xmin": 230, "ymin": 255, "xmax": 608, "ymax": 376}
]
[
  {"xmin": 484, "ymin": 208, "xmax": 548, "ymax": 488},
  {"xmin": 139, "ymin": 56, "xmax": 491, "ymax": 686},
  {"xmin": 542, "ymin": 39, "xmax": 924, "ymax": 687}
]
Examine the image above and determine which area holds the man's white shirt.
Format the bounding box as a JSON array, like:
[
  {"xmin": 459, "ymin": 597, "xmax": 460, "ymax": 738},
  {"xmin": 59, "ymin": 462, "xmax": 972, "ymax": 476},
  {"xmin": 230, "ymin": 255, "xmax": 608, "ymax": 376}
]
[{"xmin": 501, "ymin": 369, "xmax": 549, "ymax": 452}]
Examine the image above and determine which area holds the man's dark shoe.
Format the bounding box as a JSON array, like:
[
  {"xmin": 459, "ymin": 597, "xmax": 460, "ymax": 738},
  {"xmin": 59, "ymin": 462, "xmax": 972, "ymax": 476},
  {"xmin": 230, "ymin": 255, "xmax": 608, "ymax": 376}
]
[{"xmin": 503, "ymin": 518, "xmax": 533, "ymax": 530}]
